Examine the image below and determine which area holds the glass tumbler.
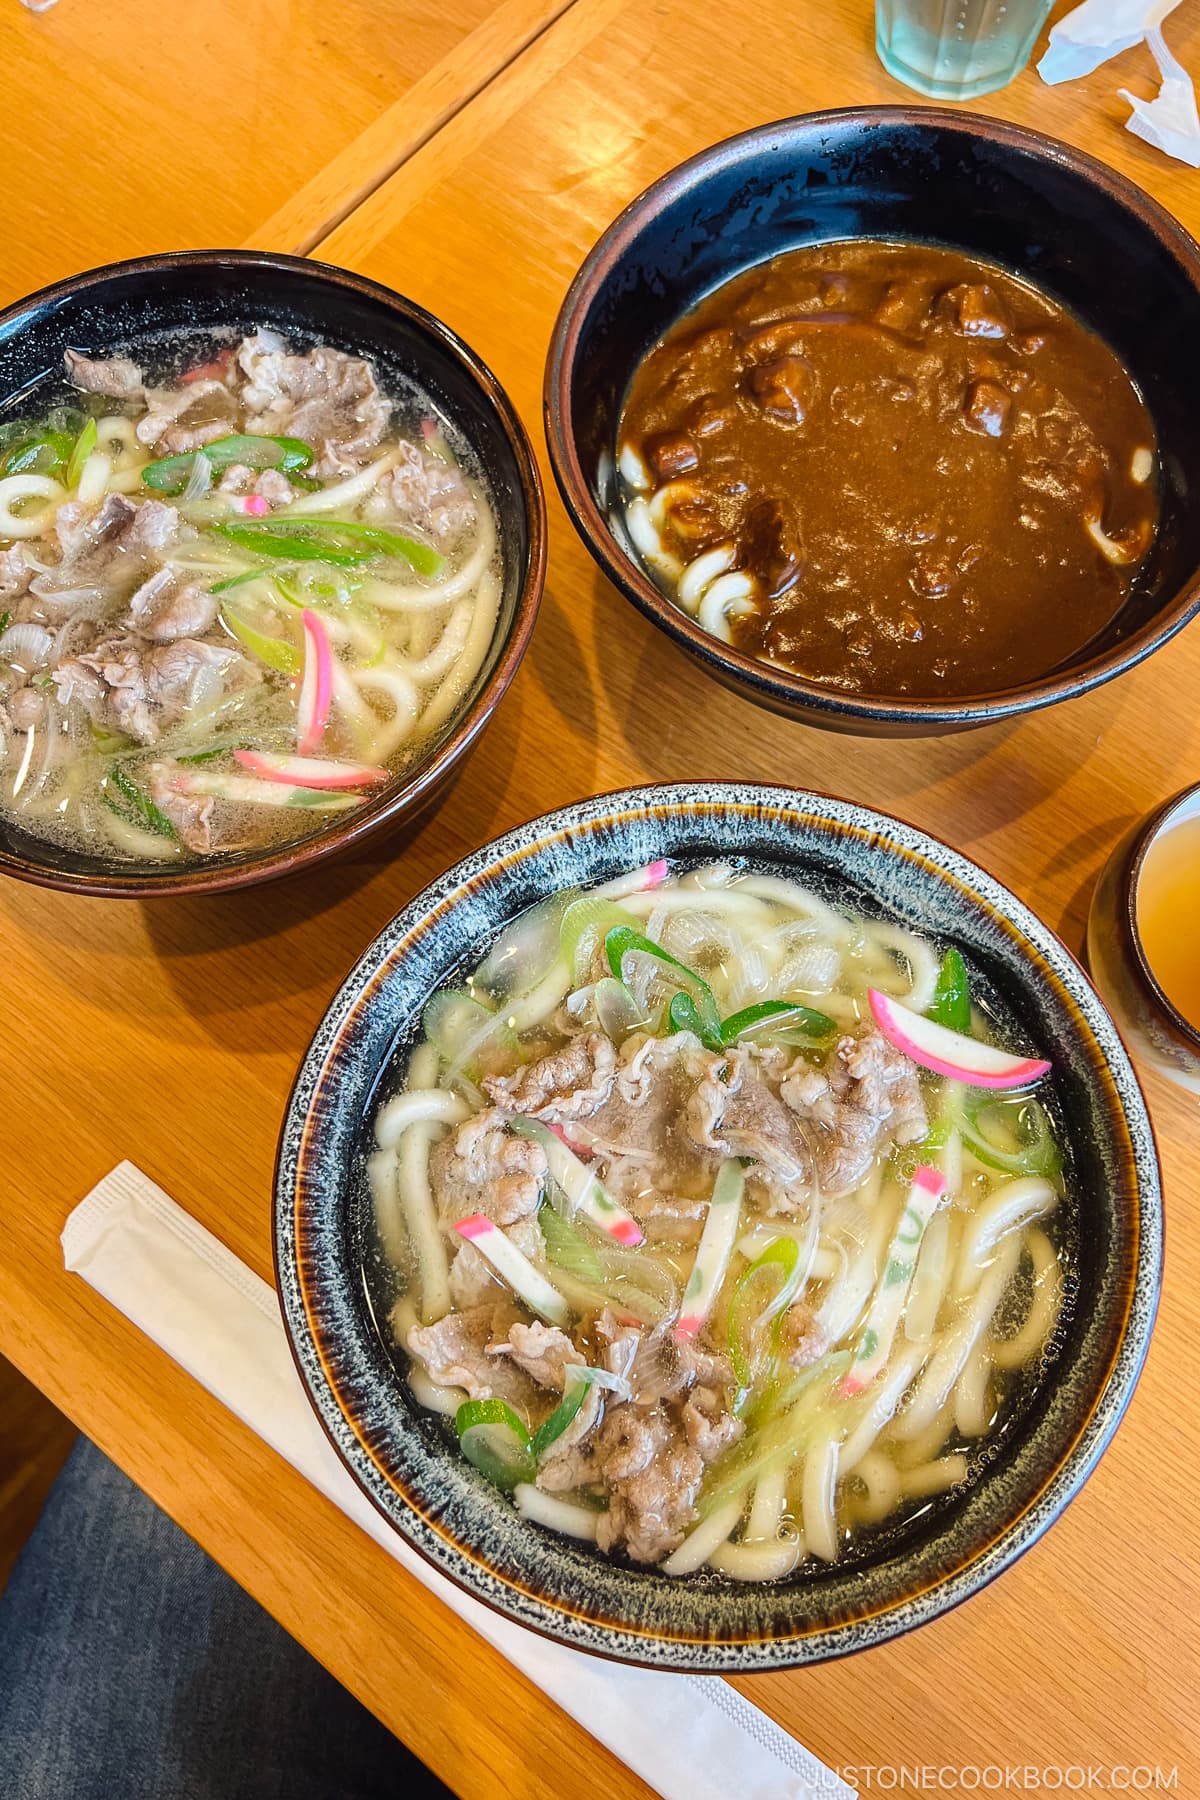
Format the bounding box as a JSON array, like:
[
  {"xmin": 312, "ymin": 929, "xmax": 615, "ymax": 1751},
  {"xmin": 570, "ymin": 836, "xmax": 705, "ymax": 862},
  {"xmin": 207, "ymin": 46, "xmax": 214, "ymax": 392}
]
[{"xmin": 875, "ymin": 0, "xmax": 1054, "ymax": 100}]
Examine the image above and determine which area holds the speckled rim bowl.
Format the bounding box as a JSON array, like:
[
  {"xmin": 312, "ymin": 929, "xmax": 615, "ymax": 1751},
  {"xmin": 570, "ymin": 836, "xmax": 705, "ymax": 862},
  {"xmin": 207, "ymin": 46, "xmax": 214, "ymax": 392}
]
[
  {"xmin": 545, "ymin": 107, "xmax": 1200, "ymax": 736},
  {"xmin": 274, "ymin": 783, "xmax": 1161, "ymax": 1671},
  {"xmin": 0, "ymin": 250, "xmax": 544, "ymax": 898}
]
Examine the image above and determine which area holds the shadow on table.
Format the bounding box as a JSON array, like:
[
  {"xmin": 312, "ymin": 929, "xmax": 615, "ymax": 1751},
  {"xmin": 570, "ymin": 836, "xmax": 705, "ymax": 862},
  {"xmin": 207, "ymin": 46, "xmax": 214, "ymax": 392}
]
[
  {"xmin": 1040, "ymin": 816, "xmax": 1138, "ymax": 960},
  {"xmin": 591, "ymin": 563, "xmax": 1133, "ymax": 847},
  {"xmin": 137, "ymin": 707, "xmax": 526, "ymax": 1030}
]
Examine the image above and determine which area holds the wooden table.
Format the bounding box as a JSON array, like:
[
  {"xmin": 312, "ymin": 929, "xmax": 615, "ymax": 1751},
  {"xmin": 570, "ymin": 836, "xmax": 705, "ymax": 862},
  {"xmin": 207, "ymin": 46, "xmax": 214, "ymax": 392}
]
[
  {"xmin": 0, "ymin": 0, "xmax": 573, "ymax": 302},
  {"xmin": 4, "ymin": 0, "xmax": 1199, "ymax": 1793}
]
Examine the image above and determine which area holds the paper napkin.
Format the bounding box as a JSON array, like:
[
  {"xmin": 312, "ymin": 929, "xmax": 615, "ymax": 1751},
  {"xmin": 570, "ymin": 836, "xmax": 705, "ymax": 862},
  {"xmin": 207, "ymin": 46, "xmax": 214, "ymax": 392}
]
[{"xmin": 61, "ymin": 1162, "xmax": 855, "ymax": 1800}]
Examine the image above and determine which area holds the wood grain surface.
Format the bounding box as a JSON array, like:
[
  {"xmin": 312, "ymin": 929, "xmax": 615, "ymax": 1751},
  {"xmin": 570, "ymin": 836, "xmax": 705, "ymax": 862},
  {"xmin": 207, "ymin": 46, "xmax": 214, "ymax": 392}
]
[
  {"xmin": 3, "ymin": 0, "xmax": 1199, "ymax": 1795},
  {"xmin": 0, "ymin": 0, "xmax": 568, "ymax": 304}
]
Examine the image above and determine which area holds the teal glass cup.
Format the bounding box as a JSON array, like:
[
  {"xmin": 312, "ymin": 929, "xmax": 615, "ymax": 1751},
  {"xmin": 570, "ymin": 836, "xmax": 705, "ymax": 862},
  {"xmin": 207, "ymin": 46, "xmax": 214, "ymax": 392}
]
[{"xmin": 876, "ymin": 0, "xmax": 1054, "ymax": 100}]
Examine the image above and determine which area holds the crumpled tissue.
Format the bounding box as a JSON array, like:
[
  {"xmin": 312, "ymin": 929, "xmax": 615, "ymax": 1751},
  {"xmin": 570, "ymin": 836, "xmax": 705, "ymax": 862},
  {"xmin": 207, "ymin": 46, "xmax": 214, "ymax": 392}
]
[{"xmin": 1039, "ymin": 0, "xmax": 1200, "ymax": 168}]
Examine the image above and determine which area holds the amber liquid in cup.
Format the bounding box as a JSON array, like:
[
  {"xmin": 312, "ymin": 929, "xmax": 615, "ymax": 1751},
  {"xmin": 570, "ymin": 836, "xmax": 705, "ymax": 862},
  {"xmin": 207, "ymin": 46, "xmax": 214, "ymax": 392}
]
[
  {"xmin": 1136, "ymin": 814, "xmax": 1200, "ymax": 1028},
  {"xmin": 1087, "ymin": 782, "xmax": 1200, "ymax": 1093}
]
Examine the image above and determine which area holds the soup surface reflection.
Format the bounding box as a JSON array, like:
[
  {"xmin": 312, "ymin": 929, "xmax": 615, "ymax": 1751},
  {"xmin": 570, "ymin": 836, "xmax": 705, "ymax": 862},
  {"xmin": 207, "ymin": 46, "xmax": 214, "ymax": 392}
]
[{"xmin": 618, "ymin": 240, "xmax": 1158, "ymax": 697}]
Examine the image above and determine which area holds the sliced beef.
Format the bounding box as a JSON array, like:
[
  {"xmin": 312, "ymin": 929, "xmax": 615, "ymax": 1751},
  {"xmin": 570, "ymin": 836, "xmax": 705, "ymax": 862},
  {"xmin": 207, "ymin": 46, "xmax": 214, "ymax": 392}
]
[
  {"xmin": 124, "ymin": 499, "xmax": 183, "ymax": 555},
  {"xmin": 622, "ymin": 1321, "xmax": 734, "ymax": 1407},
  {"xmin": 591, "ymin": 1356, "xmax": 746, "ymax": 1562},
  {"xmin": 677, "ymin": 1342, "xmax": 737, "ymax": 1391},
  {"xmin": 681, "ymin": 1385, "xmax": 744, "ymax": 1462},
  {"xmin": 364, "ymin": 438, "xmax": 477, "ymax": 542},
  {"xmin": 496, "ymin": 1321, "xmax": 582, "ymax": 1389},
  {"xmin": 836, "ymin": 1029, "xmax": 927, "ymax": 1139},
  {"xmin": 483, "ymin": 1032, "xmax": 616, "ymax": 1122},
  {"xmin": 54, "ymin": 493, "xmax": 137, "ymax": 564},
  {"xmin": 427, "ymin": 1107, "xmax": 547, "ymax": 1227},
  {"xmin": 687, "ymin": 1048, "xmax": 812, "ymax": 1185},
  {"xmin": 6, "ymin": 686, "xmax": 44, "ymax": 732},
  {"xmin": 497, "ymin": 1322, "xmax": 605, "ymax": 1476},
  {"xmin": 0, "ymin": 546, "xmax": 32, "ymax": 600},
  {"xmin": 237, "ymin": 330, "xmax": 390, "ymax": 477},
  {"xmin": 638, "ymin": 1193, "xmax": 706, "ymax": 1246},
  {"xmin": 53, "ymin": 634, "xmax": 258, "ymax": 744},
  {"xmin": 49, "ymin": 494, "xmax": 182, "ymax": 592},
  {"xmin": 63, "ymin": 350, "xmax": 144, "ymax": 398},
  {"xmin": 124, "ymin": 569, "xmax": 218, "ymax": 641},
  {"xmin": 253, "ymin": 469, "xmax": 295, "ymax": 507},
  {"xmin": 593, "ymin": 1405, "xmax": 705, "ymax": 1564},
  {"xmin": 135, "ymin": 379, "xmax": 236, "ymax": 454},
  {"xmin": 779, "ymin": 1027, "xmax": 927, "ymax": 1196},
  {"xmin": 779, "ymin": 1299, "xmax": 827, "ymax": 1370},
  {"xmin": 535, "ymin": 1437, "xmax": 601, "ymax": 1495},
  {"xmin": 578, "ymin": 1033, "xmax": 722, "ymax": 1196},
  {"xmin": 596, "ymin": 1308, "xmax": 641, "ymax": 1382},
  {"xmin": 216, "ymin": 465, "xmax": 294, "ymax": 506},
  {"xmin": 406, "ymin": 1300, "xmax": 535, "ymax": 1410},
  {"xmin": 520, "ymin": 1307, "xmax": 742, "ymax": 1558}
]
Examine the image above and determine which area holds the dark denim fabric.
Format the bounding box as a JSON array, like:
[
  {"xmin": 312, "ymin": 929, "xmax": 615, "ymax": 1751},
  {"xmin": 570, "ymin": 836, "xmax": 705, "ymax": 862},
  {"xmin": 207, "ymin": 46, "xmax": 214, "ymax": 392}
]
[{"xmin": 0, "ymin": 1437, "xmax": 452, "ymax": 1799}]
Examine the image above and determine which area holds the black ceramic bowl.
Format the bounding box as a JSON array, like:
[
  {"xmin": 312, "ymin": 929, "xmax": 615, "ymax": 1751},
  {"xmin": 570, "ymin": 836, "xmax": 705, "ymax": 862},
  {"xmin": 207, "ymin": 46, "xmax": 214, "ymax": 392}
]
[
  {"xmin": 0, "ymin": 250, "xmax": 544, "ymax": 897},
  {"xmin": 275, "ymin": 783, "xmax": 1161, "ymax": 1671},
  {"xmin": 545, "ymin": 108, "xmax": 1200, "ymax": 735}
]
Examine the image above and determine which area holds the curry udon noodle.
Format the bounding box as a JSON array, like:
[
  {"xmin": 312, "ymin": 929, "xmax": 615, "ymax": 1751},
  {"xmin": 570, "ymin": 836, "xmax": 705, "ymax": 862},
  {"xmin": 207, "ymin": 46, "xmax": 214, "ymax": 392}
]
[
  {"xmin": 617, "ymin": 239, "xmax": 1159, "ymax": 699},
  {"xmin": 371, "ymin": 861, "xmax": 1069, "ymax": 1578},
  {"xmin": 0, "ymin": 332, "xmax": 500, "ymax": 860}
]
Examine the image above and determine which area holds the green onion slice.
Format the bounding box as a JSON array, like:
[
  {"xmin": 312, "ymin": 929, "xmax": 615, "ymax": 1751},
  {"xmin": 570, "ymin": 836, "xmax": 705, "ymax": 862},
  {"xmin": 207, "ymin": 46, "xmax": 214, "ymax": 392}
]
[
  {"xmin": 719, "ymin": 1000, "xmax": 836, "ymax": 1045},
  {"xmin": 102, "ymin": 765, "xmax": 176, "ymax": 839},
  {"xmin": 65, "ymin": 417, "xmax": 98, "ymax": 487},
  {"xmin": 220, "ymin": 601, "xmax": 302, "ymax": 675},
  {"xmin": 558, "ymin": 893, "xmax": 638, "ymax": 983},
  {"xmin": 455, "ymin": 1399, "xmax": 536, "ymax": 1492},
  {"xmin": 726, "ymin": 1236, "xmax": 804, "ymax": 1389},
  {"xmin": 142, "ymin": 434, "xmax": 314, "ymax": 494},
  {"xmin": 1, "ymin": 429, "xmax": 74, "ymax": 478},
  {"xmin": 927, "ymin": 947, "xmax": 971, "ymax": 1033},
  {"xmin": 604, "ymin": 925, "xmax": 724, "ymax": 1051},
  {"xmin": 213, "ymin": 516, "xmax": 443, "ymax": 576},
  {"xmin": 538, "ymin": 1205, "xmax": 606, "ymax": 1283},
  {"xmin": 530, "ymin": 1378, "xmax": 590, "ymax": 1460}
]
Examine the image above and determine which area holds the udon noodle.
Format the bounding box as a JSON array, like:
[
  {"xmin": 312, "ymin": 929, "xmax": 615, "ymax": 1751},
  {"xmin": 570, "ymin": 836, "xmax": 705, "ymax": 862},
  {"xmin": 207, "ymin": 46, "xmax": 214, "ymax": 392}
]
[
  {"xmin": 0, "ymin": 332, "xmax": 500, "ymax": 860},
  {"xmin": 370, "ymin": 862, "xmax": 1068, "ymax": 1577}
]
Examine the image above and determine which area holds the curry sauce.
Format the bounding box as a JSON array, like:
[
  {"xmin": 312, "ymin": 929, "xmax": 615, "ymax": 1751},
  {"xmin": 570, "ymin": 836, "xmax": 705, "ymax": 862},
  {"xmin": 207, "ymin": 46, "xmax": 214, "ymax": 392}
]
[{"xmin": 619, "ymin": 240, "xmax": 1158, "ymax": 697}]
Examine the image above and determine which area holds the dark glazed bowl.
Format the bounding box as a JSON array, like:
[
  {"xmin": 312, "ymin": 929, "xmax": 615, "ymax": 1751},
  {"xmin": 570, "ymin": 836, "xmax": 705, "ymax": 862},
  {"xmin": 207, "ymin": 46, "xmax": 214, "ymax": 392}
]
[
  {"xmin": 0, "ymin": 250, "xmax": 544, "ymax": 897},
  {"xmin": 545, "ymin": 108, "xmax": 1200, "ymax": 736},
  {"xmin": 275, "ymin": 783, "xmax": 1162, "ymax": 1670}
]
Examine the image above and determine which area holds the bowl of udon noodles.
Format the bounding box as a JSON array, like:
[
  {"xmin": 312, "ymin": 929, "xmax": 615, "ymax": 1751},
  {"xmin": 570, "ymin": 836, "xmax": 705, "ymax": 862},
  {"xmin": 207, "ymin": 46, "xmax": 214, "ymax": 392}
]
[
  {"xmin": 275, "ymin": 783, "xmax": 1161, "ymax": 1670},
  {"xmin": 545, "ymin": 108, "xmax": 1200, "ymax": 735},
  {"xmin": 0, "ymin": 251, "xmax": 544, "ymax": 896}
]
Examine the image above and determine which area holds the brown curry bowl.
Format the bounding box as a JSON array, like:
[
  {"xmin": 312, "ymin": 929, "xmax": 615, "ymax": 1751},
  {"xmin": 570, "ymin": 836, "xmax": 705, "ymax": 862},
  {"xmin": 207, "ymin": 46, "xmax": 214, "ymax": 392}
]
[
  {"xmin": 0, "ymin": 251, "xmax": 545, "ymax": 897},
  {"xmin": 545, "ymin": 108, "xmax": 1200, "ymax": 735}
]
